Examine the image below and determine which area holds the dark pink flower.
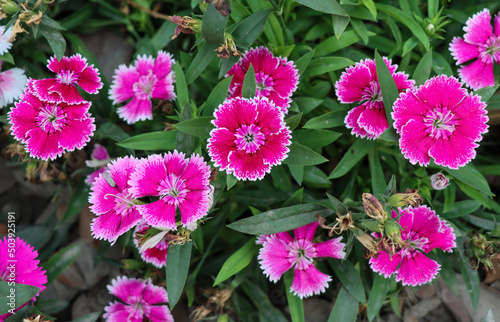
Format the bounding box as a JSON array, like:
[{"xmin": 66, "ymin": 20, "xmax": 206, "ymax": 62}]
[
  {"xmin": 258, "ymin": 222, "xmax": 345, "ymax": 299},
  {"xmin": 133, "ymin": 221, "xmax": 168, "ymax": 268},
  {"xmin": 449, "ymin": 9, "xmax": 500, "ymax": 90},
  {"xmin": 8, "ymin": 80, "xmax": 95, "ymax": 161},
  {"xmin": 0, "ymin": 237, "xmax": 47, "ymax": 320},
  {"xmin": 109, "ymin": 51, "xmax": 176, "ymax": 124},
  {"xmin": 370, "ymin": 205, "xmax": 456, "ymax": 286},
  {"xmin": 226, "ymin": 47, "xmax": 299, "ymax": 114},
  {"xmin": 103, "ymin": 276, "xmax": 173, "ymax": 322},
  {"xmin": 392, "ymin": 75, "xmax": 489, "ymax": 169},
  {"xmin": 32, "ymin": 54, "xmax": 103, "ymax": 104},
  {"xmin": 0, "ymin": 63, "xmax": 27, "ymax": 109},
  {"xmin": 129, "ymin": 151, "xmax": 212, "ymax": 230},
  {"xmin": 89, "ymin": 156, "xmax": 143, "ymax": 244},
  {"xmin": 335, "ymin": 57, "xmax": 414, "ymax": 139},
  {"xmin": 208, "ymin": 97, "xmax": 291, "ymax": 181}
]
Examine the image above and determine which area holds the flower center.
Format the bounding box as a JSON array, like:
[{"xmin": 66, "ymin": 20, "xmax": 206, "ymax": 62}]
[
  {"xmin": 255, "ymin": 71, "xmax": 275, "ymax": 97},
  {"xmin": 234, "ymin": 124, "xmax": 265, "ymax": 153},
  {"xmin": 480, "ymin": 36, "xmax": 500, "ymax": 63},
  {"xmin": 400, "ymin": 230, "xmax": 430, "ymax": 255},
  {"xmin": 423, "ymin": 107, "xmax": 458, "ymax": 139},
  {"xmin": 133, "ymin": 72, "xmax": 157, "ymax": 100},
  {"xmin": 361, "ymin": 81, "xmax": 383, "ymax": 108},
  {"xmin": 36, "ymin": 103, "xmax": 67, "ymax": 134},
  {"xmin": 159, "ymin": 174, "xmax": 188, "ymax": 206},
  {"xmin": 57, "ymin": 69, "xmax": 79, "ymax": 85},
  {"xmin": 288, "ymin": 239, "xmax": 317, "ymax": 270},
  {"xmin": 104, "ymin": 190, "xmax": 136, "ymax": 216}
]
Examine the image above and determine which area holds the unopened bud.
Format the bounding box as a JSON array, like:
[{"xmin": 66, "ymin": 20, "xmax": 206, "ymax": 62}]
[
  {"xmin": 354, "ymin": 229, "xmax": 378, "ymax": 255},
  {"xmin": 384, "ymin": 220, "xmax": 402, "ymax": 244},
  {"xmin": 362, "ymin": 193, "xmax": 387, "ymax": 222},
  {"xmin": 387, "ymin": 189, "xmax": 423, "ymax": 208},
  {"xmin": 0, "ymin": 0, "xmax": 19, "ymax": 15},
  {"xmin": 430, "ymin": 173, "xmax": 449, "ymax": 190}
]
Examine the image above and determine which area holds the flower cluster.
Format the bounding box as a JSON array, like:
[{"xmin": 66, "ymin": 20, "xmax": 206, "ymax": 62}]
[
  {"xmin": 258, "ymin": 222, "xmax": 346, "ymax": 299},
  {"xmin": 109, "ymin": 51, "xmax": 176, "ymax": 124},
  {"xmin": 8, "ymin": 54, "xmax": 103, "ymax": 160}
]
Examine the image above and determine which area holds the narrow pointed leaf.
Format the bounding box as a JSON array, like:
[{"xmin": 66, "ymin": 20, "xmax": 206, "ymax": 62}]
[
  {"xmin": 283, "ymin": 142, "xmax": 328, "ymax": 166},
  {"xmin": 375, "ymin": 50, "xmax": 399, "ymax": 128},
  {"xmin": 117, "ymin": 131, "xmax": 177, "ymax": 150},
  {"xmin": 166, "ymin": 242, "xmax": 192, "ymax": 309},
  {"xmin": 0, "ymin": 282, "xmax": 40, "ymax": 315},
  {"xmin": 42, "ymin": 243, "xmax": 82, "ymax": 284},
  {"xmin": 445, "ymin": 165, "xmax": 493, "ymax": 197},
  {"xmin": 413, "ymin": 50, "xmax": 433, "ymax": 86},
  {"xmin": 241, "ymin": 64, "xmax": 256, "ymax": 98},
  {"xmin": 214, "ymin": 239, "xmax": 259, "ymax": 286},
  {"xmin": 174, "ymin": 116, "xmax": 215, "ymax": 139},
  {"xmin": 328, "ymin": 286, "xmax": 359, "ymax": 322},
  {"xmin": 367, "ymin": 274, "xmax": 390, "ymax": 321},
  {"xmin": 329, "ymin": 139, "xmax": 374, "ymax": 179}
]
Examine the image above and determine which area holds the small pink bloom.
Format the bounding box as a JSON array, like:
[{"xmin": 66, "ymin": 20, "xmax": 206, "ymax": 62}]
[
  {"xmin": 335, "ymin": 57, "xmax": 414, "ymax": 139},
  {"xmin": 370, "ymin": 205, "xmax": 456, "ymax": 286},
  {"xmin": 32, "ymin": 54, "xmax": 103, "ymax": 104},
  {"xmin": 226, "ymin": 46, "xmax": 299, "ymax": 114},
  {"xmin": 85, "ymin": 144, "xmax": 111, "ymax": 185},
  {"xmin": 449, "ymin": 9, "xmax": 500, "ymax": 90},
  {"xmin": 0, "ymin": 237, "xmax": 47, "ymax": 320},
  {"xmin": 0, "ymin": 64, "xmax": 27, "ymax": 109},
  {"xmin": 208, "ymin": 97, "xmax": 291, "ymax": 181},
  {"xmin": 258, "ymin": 222, "xmax": 346, "ymax": 299},
  {"xmin": 129, "ymin": 151, "xmax": 212, "ymax": 230},
  {"xmin": 392, "ymin": 75, "xmax": 489, "ymax": 169},
  {"xmin": 430, "ymin": 173, "xmax": 450, "ymax": 190},
  {"xmin": 89, "ymin": 156, "xmax": 143, "ymax": 244},
  {"xmin": 8, "ymin": 80, "xmax": 95, "ymax": 161},
  {"xmin": 103, "ymin": 276, "xmax": 173, "ymax": 322},
  {"xmin": 0, "ymin": 26, "xmax": 13, "ymax": 55},
  {"xmin": 109, "ymin": 51, "xmax": 176, "ymax": 124},
  {"xmin": 133, "ymin": 221, "xmax": 168, "ymax": 268}
]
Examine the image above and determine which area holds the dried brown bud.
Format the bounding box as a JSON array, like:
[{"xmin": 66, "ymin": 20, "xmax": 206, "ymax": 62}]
[
  {"xmin": 362, "ymin": 193, "xmax": 387, "ymax": 222},
  {"xmin": 168, "ymin": 16, "xmax": 200, "ymax": 40}
]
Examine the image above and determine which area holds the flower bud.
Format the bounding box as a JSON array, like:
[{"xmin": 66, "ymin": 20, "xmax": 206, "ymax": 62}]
[
  {"xmin": 430, "ymin": 173, "xmax": 450, "ymax": 190},
  {"xmin": 362, "ymin": 193, "xmax": 387, "ymax": 222},
  {"xmin": 0, "ymin": 0, "xmax": 19, "ymax": 15},
  {"xmin": 384, "ymin": 220, "xmax": 403, "ymax": 244},
  {"xmin": 387, "ymin": 189, "xmax": 423, "ymax": 208},
  {"xmin": 354, "ymin": 229, "xmax": 378, "ymax": 255}
]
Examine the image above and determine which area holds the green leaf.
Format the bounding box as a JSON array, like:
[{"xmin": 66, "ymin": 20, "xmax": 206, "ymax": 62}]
[
  {"xmin": 294, "ymin": 50, "xmax": 315, "ymax": 75},
  {"xmin": 283, "ymin": 142, "xmax": 328, "ymax": 166},
  {"xmin": 174, "ymin": 116, "xmax": 214, "ymax": 139},
  {"xmin": 241, "ymin": 64, "xmax": 256, "ymax": 98},
  {"xmin": 368, "ymin": 147, "xmax": 386, "ymax": 197},
  {"xmin": 456, "ymin": 236, "xmax": 480, "ymax": 311},
  {"xmin": 375, "ymin": 51, "xmax": 399, "ymax": 128},
  {"xmin": 378, "ymin": 127, "xmax": 399, "ymax": 142},
  {"xmin": 329, "ymin": 139, "xmax": 374, "ymax": 179},
  {"xmin": 17, "ymin": 225, "xmax": 52, "ymax": 251},
  {"xmin": 289, "ymin": 165, "xmax": 304, "ymax": 186},
  {"xmin": 185, "ymin": 42, "xmax": 218, "ymax": 85},
  {"xmin": 475, "ymin": 85, "xmax": 500, "ymax": 102},
  {"xmin": 441, "ymin": 200, "xmax": 482, "ymax": 219},
  {"xmin": 241, "ymin": 281, "xmax": 288, "ymax": 322},
  {"xmin": 151, "ymin": 20, "xmax": 176, "ymax": 51},
  {"xmin": 294, "ymin": 0, "xmax": 350, "ymax": 39},
  {"xmin": 402, "ymin": 36, "xmax": 419, "ymax": 56},
  {"xmin": 72, "ymin": 311, "xmax": 101, "ymax": 322},
  {"xmin": 36, "ymin": 299, "xmax": 69, "ymax": 315},
  {"xmin": 444, "ymin": 165, "xmax": 493, "ymax": 197},
  {"xmin": 232, "ymin": 9, "xmax": 272, "ymax": 49},
  {"xmin": 443, "ymin": 181, "xmax": 456, "ymax": 213},
  {"xmin": 117, "ymin": 131, "xmax": 177, "ymax": 150},
  {"xmin": 330, "ymin": 259, "xmax": 366, "ymax": 303},
  {"xmin": 213, "ymin": 239, "xmax": 259, "ymax": 286},
  {"xmin": 367, "ymin": 274, "xmax": 390, "ymax": 321},
  {"xmin": 283, "ymin": 188, "xmax": 304, "ymax": 207},
  {"xmin": 413, "ymin": 50, "xmax": 433, "ymax": 86},
  {"xmin": 328, "ymin": 286, "xmax": 359, "ymax": 322},
  {"xmin": 166, "ymin": 242, "xmax": 192, "ymax": 309},
  {"xmin": 176, "ymin": 102, "xmax": 195, "ymax": 155},
  {"xmin": 60, "ymin": 182, "xmax": 89, "ymax": 224},
  {"xmin": 202, "ymin": 3, "xmax": 228, "ymax": 44},
  {"xmin": 95, "ymin": 122, "xmax": 130, "ymax": 142},
  {"xmin": 175, "ymin": 63, "xmax": 188, "ymax": 109},
  {"xmin": 303, "ymin": 111, "xmax": 346, "ymax": 129},
  {"xmin": 203, "ymin": 76, "xmax": 233, "ymax": 116},
  {"xmin": 360, "ymin": 0, "xmax": 377, "ymax": 20},
  {"xmin": 0, "ymin": 52, "xmax": 14, "ymax": 65},
  {"xmin": 42, "ymin": 243, "xmax": 82, "ymax": 284},
  {"xmin": 294, "ymin": 97, "xmax": 323, "ymax": 114},
  {"xmin": 0, "ymin": 282, "xmax": 40, "ymax": 315},
  {"xmin": 432, "ymin": 52, "xmax": 453, "ymax": 76},
  {"xmin": 295, "ymin": 129, "xmax": 341, "ymax": 149},
  {"xmin": 227, "ymin": 203, "xmax": 334, "ymax": 235},
  {"xmin": 285, "ymin": 113, "xmax": 303, "ymax": 131},
  {"xmin": 303, "ymin": 166, "xmax": 331, "ymax": 188},
  {"xmin": 284, "ymin": 271, "xmax": 305, "ymax": 322},
  {"xmin": 384, "ymin": 175, "xmax": 397, "ymax": 197},
  {"xmin": 303, "ymin": 57, "xmax": 354, "ymax": 76},
  {"xmin": 227, "ymin": 174, "xmax": 238, "ymax": 190},
  {"xmin": 40, "ymin": 28, "xmax": 66, "ymax": 60},
  {"xmin": 326, "ymin": 193, "xmax": 348, "ymax": 215}
]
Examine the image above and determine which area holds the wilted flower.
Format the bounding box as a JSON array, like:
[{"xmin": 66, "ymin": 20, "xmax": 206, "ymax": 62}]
[
  {"xmin": 430, "ymin": 173, "xmax": 450, "ymax": 190},
  {"xmin": 362, "ymin": 193, "xmax": 387, "ymax": 222}
]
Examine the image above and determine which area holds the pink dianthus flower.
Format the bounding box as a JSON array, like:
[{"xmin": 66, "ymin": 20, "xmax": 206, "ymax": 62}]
[
  {"xmin": 89, "ymin": 156, "xmax": 143, "ymax": 244},
  {"xmin": 208, "ymin": 97, "xmax": 291, "ymax": 181},
  {"xmin": 392, "ymin": 75, "xmax": 489, "ymax": 169},
  {"xmin": 449, "ymin": 9, "xmax": 500, "ymax": 90},
  {"xmin": 369, "ymin": 205, "xmax": 456, "ymax": 286},
  {"xmin": 32, "ymin": 54, "xmax": 103, "ymax": 104},
  {"xmin": 133, "ymin": 221, "xmax": 168, "ymax": 268},
  {"xmin": 258, "ymin": 222, "xmax": 346, "ymax": 299},
  {"xmin": 0, "ymin": 237, "xmax": 47, "ymax": 320},
  {"xmin": 8, "ymin": 79, "xmax": 96, "ymax": 161},
  {"xmin": 103, "ymin": 276, "xmax": 173, "ymax": 322},
  {"xmin": 335, "ymin": 57, "xmax": 414, "ymax": 139},
  {"xmin": 129, "ymin": 151, "xmax": 212, "ymax": 230},
  {"xmin": 109, "ymin": 51, "xmax": 176, "ymax": 124},
  {"xmin": 226, "ymin": 46, "xmax": 299, "ymax": 114},
  {"xmin": 0, "ymin": 61, "xmax": 27, "ymax": 109}
]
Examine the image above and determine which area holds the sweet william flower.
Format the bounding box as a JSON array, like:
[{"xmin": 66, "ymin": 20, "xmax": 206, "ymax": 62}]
[
  {"xmin": 392, "ymin": 75, "xmax": 488, "ymax": 169},
  {"xmin": 208, "ymin": 97, "xmax": 291, "ymax": 181},
  {"xmin": 109, "ymin": 51, "xmax": 176, "ymax": 124},
  {"xmin": 103, "ymin": 276, "xmax": 173, "ymax": 322},
  {"xmin": 258, "ymin": 222, "xmax": 346, "ymax": 299},
  {"xmin": 335, "ymin": 57, "xmax": 414, "ymax": 139},
  {"xmin": 0, "ymin": 61, "xmax": 27, "ymax": 109},
  {"xmin": 370, "ymin": 205, "xmax": 456, "ymax": 286},
  {"xmin": 449, "ymin": 9, "xmax": 500, "ymax": 90}
]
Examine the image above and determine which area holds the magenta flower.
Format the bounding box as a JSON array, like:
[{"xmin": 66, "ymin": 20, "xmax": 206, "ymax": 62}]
[
  {"xmin": 133, "ymin": 221, "xmax": 168, "ymax": 268},
  {"xmin": 0, "ymin": 237, "xmax": 47, "ymax": 320},
  {"xmin": 208, "ymin": 97, "xmax": 291, "ymax": 181},
  {"xmin": 335, "ymin": 57, "xmax": 414, "ymax": 139},
  {"xmin": 370, "ymin": 205, "xmax": 456, "ymax": 286},
  {"xmin": 109, "ymin": 51, "xmax": 176, "ymax": 124},
  {"xmin": 430, "ymin": 173, "xmax": 450, "ymax": 190},
  {"xmin": 89, "ymin": 156, "xmax": 143, "ymax": 243},
  {"xmin": 0, "ymin": 62, "xmax": 27, "ymax": 109},
  {"xmin": 258, "ymin": 222, "xmax": 346, "ymax": 299},
  {"xmin": 449, "ymin": 9, "xmax": 500, "ymax": 90},
  {"xmin": 103, "ymin": 276, "xmax": 173, "ymax": 322},
  {"xmin": 226, "ymin": 47, "xmax": 299, "ymax": 114},
  {"xmin": 392, "ymin": 75, "xmax": 489, "ymax": 169},
  {"xmin": 129, "ymin": 151, "xmax": 212, "ymax": 230},
  {"xmin": 85, "ymin": 144, "xmax": 111, "ymax": 185},
  {"xmin": 32, "ymin": 54, "xmax": 103, "ymax": 104},
  {"xmin": 8, "ymin": 80, "xmax": 96, "ymax": 161}
]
